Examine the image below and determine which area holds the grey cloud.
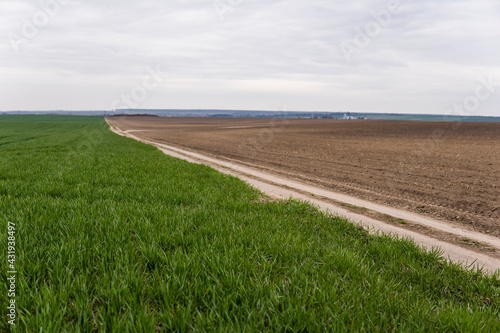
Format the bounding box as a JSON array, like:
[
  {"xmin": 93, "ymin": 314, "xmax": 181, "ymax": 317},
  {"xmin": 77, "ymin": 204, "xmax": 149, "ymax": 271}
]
[{"xmin": 1, "ymin": 0, "xmax": 499, "ymax": 115}]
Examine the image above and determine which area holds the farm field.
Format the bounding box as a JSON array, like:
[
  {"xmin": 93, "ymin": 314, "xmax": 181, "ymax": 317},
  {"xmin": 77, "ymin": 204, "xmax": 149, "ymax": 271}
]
[
  {"xmin": 1, "ymin": 115, "xmax": 500, "ymax": 331},
  {"xmin": 108, "ymin": 116, "xmax": 500, "ymax": 237}
]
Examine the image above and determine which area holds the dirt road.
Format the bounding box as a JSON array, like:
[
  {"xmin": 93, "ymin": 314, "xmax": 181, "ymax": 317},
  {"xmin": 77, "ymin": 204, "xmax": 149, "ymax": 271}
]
[{"xmin": 106, "ymin": 116, "xmax": 500, "ymax": 272}]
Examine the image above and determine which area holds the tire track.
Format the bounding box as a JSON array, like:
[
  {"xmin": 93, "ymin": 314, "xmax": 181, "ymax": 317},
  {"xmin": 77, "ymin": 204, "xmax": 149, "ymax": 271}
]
[{"xmin": 107, "ymin": 118, "xmax": 500, "ymax": 274}]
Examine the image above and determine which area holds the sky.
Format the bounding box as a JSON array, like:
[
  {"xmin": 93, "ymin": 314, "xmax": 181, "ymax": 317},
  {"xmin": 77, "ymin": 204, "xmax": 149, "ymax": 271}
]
[{"xmin": 1, "ymin": 0, "xmax": 500, "ymax": 116}]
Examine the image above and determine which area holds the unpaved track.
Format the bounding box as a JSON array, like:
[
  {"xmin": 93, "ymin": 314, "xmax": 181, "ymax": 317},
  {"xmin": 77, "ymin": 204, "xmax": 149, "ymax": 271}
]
[{"xmin": 107, "ymin": 118, "xmax": 500, "ymax": 274}]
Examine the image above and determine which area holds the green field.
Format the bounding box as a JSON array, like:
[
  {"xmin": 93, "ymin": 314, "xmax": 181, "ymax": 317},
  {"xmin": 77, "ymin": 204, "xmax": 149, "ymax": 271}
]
[{"xmin": 1, "ymin": 115, "xmax": 499, "ymax": 332}]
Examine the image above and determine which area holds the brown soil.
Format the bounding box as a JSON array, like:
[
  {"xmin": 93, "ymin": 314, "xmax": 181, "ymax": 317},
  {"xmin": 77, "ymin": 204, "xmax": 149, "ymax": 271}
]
[{"xmin": 108, "ymin": 116, "xmax": 500, "ymax": 237}]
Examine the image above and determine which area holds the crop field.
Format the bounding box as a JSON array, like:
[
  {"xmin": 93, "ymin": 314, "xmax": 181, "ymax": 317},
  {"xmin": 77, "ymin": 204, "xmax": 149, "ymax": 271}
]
[
  {"xmin": 1, "ymin": 115, "xmax": 500, "ymax": 331},
  {"xmin": 108, "ymin": 116, "xmax": 500, "ymax": 237}
]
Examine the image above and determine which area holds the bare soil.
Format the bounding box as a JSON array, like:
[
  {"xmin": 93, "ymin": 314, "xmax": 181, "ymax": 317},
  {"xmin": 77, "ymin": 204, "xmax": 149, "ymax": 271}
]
[{"xmin": 108, "ymin": 116, "xmax": 500, "ymax": 237}]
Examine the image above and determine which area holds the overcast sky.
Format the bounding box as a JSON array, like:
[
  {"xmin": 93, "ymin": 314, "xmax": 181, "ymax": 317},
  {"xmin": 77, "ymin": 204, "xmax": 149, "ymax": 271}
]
[{"xmin": 1, "ymin": 0, "xmax": 500, "ymax": 115}]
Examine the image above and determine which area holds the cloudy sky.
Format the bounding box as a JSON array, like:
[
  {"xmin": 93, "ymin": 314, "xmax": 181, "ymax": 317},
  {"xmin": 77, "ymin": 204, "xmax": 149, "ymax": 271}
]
[{"xmin": 1, "ymin": 0, "xmax": 500, "ymax": 115}]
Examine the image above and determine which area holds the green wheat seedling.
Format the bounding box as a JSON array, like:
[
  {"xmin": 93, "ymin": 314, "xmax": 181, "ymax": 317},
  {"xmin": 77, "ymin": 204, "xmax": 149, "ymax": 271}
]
[{"xmin": 0, "ymin": 115, "xmax": 499, "ymax": 332}]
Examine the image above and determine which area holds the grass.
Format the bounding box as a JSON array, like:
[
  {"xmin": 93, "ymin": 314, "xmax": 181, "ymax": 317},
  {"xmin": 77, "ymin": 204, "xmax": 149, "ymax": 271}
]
[
  {"xmin": 0, "ymin": 115, "xmax": 499, "ymax": 332},
  {"xmin": 377, "ymin": 213, "xmax": 408, "ymax": 225}
]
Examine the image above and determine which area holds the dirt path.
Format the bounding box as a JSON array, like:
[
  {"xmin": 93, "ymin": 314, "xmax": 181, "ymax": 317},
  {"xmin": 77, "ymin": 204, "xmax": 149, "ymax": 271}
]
[{"xmin": 107, "ymin": 118, "xmax": 500, "ymax": 274}]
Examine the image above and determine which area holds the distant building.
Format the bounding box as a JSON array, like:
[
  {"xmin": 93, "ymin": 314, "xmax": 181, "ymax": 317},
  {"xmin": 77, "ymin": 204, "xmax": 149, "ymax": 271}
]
[
  {"xmin": 342, "ymin": 113, "xmax": 367, "ymax": 120},
  {"xmin": 343, "ymin": 113, "xmax": 357, "ymax": 120}
]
